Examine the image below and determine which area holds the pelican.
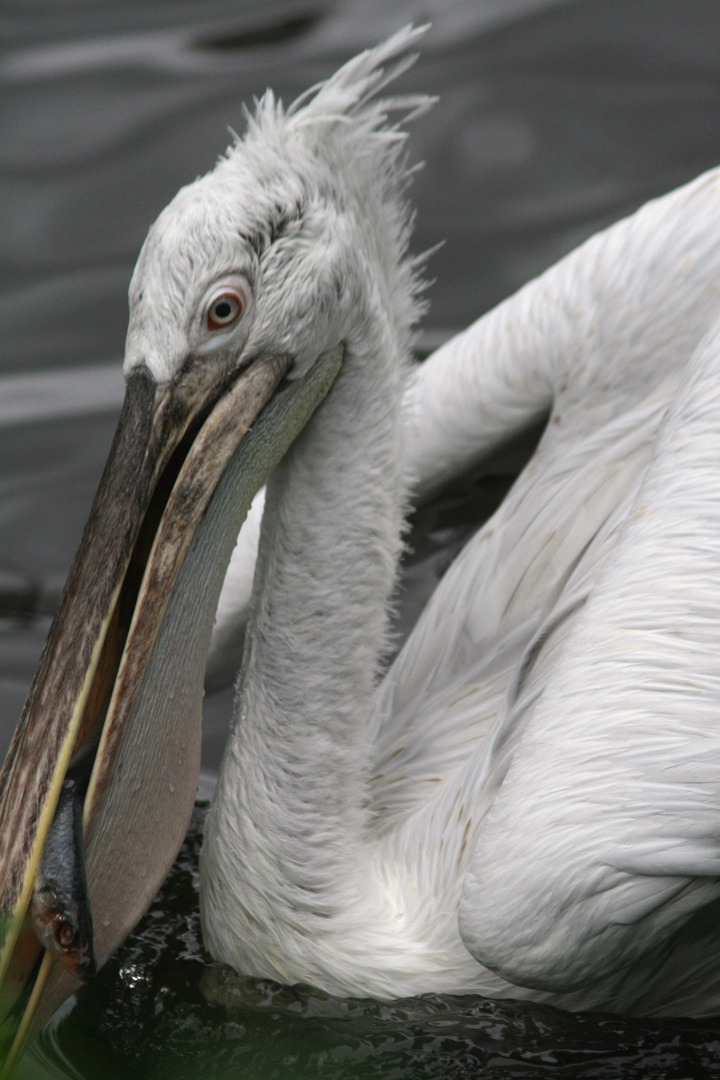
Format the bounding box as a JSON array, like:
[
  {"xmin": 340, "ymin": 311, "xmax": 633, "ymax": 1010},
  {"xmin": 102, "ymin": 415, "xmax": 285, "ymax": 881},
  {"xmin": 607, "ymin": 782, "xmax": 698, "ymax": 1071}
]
[{"xmin": 4, "ymin": 24, "xmax": 720, "ymax": 1066}]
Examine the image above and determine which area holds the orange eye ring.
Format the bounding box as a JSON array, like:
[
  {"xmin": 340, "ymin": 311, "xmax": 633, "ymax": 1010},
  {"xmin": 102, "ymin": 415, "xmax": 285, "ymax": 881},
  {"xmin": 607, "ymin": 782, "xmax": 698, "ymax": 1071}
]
[{"xmin": 205, "ymin": 289, "xmax": 244, "ymax": 332}]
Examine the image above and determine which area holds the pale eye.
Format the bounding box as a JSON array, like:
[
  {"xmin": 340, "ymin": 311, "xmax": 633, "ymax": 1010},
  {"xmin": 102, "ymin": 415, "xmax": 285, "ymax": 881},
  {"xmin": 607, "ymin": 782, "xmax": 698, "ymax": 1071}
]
[{"xmin": 206, "ymin": 291, "xmax": 244, "ymax": 332}]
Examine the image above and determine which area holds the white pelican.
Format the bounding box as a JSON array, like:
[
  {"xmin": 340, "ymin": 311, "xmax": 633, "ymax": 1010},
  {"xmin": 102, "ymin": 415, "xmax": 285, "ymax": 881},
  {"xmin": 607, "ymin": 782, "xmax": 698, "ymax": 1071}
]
[{"xmin": 3, "ymin": 24, "xmax": 720, "ymax": 1065}]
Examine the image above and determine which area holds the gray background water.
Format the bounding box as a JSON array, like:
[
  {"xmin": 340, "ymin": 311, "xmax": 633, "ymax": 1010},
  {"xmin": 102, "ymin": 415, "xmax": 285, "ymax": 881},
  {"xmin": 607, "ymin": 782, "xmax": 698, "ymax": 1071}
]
[{"xmin": 5, "ymin": 1, "xmax": 720, "ymax": 1075}]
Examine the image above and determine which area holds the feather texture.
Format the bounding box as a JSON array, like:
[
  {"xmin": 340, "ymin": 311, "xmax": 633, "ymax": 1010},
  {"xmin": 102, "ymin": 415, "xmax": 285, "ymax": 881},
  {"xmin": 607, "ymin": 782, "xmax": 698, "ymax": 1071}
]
[{"xmin": 125, "ymin": 29, "xmax": 720, "ymax": 1013}]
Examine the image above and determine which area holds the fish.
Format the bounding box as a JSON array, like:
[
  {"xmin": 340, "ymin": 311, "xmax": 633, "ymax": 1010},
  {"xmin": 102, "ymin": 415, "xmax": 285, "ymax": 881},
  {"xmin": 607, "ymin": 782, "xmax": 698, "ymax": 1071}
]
[{"xmin": 30, "ymin": 742, "xmax": 96, "ymax": 981}]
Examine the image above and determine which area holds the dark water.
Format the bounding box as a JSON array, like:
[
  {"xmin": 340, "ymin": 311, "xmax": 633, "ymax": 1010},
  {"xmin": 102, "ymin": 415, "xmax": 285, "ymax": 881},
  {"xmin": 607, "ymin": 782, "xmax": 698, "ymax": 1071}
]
[
  {"xmin": 18, "ymin": 807, "xmax": 720, "ymax": 1080},
  {"xmin": 5, "ymin": 0, "xmax": 720, "ymax": 1075}
]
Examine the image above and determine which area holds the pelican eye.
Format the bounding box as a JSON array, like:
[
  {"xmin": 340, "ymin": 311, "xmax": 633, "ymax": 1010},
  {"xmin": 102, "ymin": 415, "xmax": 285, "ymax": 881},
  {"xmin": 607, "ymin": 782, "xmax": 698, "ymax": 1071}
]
[{"xmin": 206, "ymin": 290, "xmax": 244, "ymax": 332}]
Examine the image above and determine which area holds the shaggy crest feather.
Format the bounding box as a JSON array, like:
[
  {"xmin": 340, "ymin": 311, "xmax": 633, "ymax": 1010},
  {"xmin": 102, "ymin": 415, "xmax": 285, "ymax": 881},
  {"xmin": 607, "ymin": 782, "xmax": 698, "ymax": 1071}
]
[
  {"xmin": 232, "ymin": 24, "xmax": 435, "ymax": 337},
  {"xmin": 234, "ymin": 22, "xmax": 434, "ymax": 205}
]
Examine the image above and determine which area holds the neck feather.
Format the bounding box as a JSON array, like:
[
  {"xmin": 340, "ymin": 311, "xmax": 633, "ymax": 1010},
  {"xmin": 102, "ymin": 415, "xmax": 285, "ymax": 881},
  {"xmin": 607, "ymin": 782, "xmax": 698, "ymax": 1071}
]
[
  {"xmin": 242, "ymin": 322, "xmax": 408, "ymax": 784},
  {"xmin": 201, "ymin": 310, "xmax": 410, "ymax": 983}
]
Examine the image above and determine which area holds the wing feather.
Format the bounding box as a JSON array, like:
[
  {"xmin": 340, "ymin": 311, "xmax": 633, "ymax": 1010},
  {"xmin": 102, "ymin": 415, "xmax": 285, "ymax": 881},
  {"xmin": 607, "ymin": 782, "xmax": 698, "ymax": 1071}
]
[
  {"xmin": 457, "ymin": 317, "xmax": 720, "ymax": 1009},
  {"xmin": 369, "ymin": 165, "xmax": 720, "ymax": 821}
]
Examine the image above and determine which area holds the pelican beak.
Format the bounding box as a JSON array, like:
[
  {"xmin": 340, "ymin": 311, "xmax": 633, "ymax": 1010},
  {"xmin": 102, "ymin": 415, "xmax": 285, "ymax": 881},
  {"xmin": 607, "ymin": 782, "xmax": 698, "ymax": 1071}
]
[{"xmin": 0, "ymin": 345, "xmax": 343, "ymax": 1071}]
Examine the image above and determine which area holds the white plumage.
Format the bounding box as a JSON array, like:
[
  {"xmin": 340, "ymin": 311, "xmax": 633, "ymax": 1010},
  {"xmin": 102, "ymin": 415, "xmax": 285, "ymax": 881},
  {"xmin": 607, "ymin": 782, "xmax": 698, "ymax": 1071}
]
[{"xmin": 126, "ymin": 28, "xmax": 720, "ymax": 1015}]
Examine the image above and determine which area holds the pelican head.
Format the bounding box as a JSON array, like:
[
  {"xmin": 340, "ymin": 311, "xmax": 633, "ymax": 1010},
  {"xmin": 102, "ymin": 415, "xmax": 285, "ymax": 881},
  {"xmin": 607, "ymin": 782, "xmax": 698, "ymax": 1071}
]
[{"xmin": 0, "ymin": 26, "xmax": 429, "ymax": 1066}]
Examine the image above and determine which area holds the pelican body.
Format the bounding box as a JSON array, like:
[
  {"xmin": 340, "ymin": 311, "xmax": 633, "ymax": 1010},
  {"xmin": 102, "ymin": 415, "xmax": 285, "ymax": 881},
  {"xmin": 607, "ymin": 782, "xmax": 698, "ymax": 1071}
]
[{"xmin": 3, "ymin": 25, "xmax": 720, "ymax": 1067}]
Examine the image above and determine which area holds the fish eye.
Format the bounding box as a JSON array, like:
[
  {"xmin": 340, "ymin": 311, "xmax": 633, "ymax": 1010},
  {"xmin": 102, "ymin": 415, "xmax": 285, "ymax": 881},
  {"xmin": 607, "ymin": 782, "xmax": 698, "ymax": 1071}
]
[
  {"xmin": 55, "ymin": 919, "xmax": 77, "ymax": 951},
  {"xmin": 205, "ymin": 288, "xmax": 244, "ymax": 332}
]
